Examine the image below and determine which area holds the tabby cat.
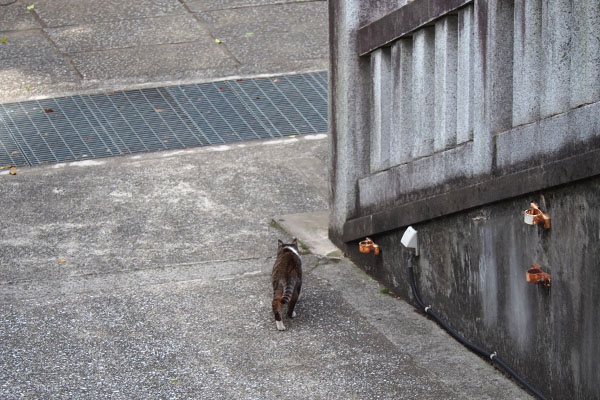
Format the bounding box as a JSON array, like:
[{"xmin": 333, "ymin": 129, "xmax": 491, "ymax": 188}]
[{"xmin": 271, "ymin": 238, "xmax": 303, "ymax": 331}]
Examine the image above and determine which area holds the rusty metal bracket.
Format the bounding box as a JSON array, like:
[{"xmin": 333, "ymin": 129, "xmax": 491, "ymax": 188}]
[
  {"xmin": 526, "ymin": 264, "xmax": 551, "ymax": 288},
  {"xmin": 524, "ymin": 203, "xmax": 551, "ymax": 229},
  {"xmin": 359, "ymin": 237, "xmax": 380, "ymax": 255}
]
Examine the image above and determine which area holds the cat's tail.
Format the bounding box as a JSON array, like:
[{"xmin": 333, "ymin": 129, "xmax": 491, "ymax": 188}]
[{"xmin": 281, "ymin": 279, "xmax": 296, "ymax": 304}]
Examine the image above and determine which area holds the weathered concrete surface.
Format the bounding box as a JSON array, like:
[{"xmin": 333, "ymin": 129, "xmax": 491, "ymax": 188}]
[
  {"xmin": 343, "ymin": 177, "xmax": 600, "ymax": 400},
  {"xmin": 327, "ymin": 0, "xmax": 371, "ymax": 238},
  {"xmin": 332, "ymin": 0, "xmax": 600, "ymax": 229},
  {"xmin": 273, "ymin": 211, "xmax": 340, "ymax": 258},
  {"xmin": 329, "ymin": 1, "xmax": 600, "ymax": 399},
  {"xmin": 1, "ymin": 138, "xmax": 529, "ymax": 399},
  {"xmin": 0, "ymin": 0, "xmax": 328, "ymax": 104},
  {"xmin": 357, "ymin": 0, "xmax": 410, "ymax": 27}
]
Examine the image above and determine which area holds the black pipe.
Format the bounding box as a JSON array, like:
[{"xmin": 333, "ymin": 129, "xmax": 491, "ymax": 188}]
[{"xmin": 407, "ymin": 256, "xmax": 549, "ymax": 400}]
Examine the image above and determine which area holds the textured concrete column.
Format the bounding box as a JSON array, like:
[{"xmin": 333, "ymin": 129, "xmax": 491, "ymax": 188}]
[
  {"xmin": 472, "ymin": 0, "xmax": 490, "ymax": 175},
  {"xmin": 541, "ymin": 0, "xmax": 572, "ymax": 119},
  {"xmin": 486, "ymin": 0, "xmax": 514, "ymax": 135},
  {"xmin": 570, "ymin": 0, "xmax": 600, "ymax": 109},
  {"xmin": 472, "ymin": 0, "xmax": 514, "ymax": 175},
  {"xmin": 512, "ymin": 0, "xmax": 542, "ymax": 127},
  {"xmin": 370, "ymin": 48, "xmax": 392, "ymax": 171},
  {"xmin": 391, "ymin": 38, "xmax": 414, "ymax": 165},
  {"xmin": 328, "ymin": 0, "xmax": 371, "ymax": 242},
  {"xmin": 434, "ymin": 15, "xmax": 458, "ymax": 152},
  {"xmin": 412, "ymin": 27, "xmax": 436, "ymax": 158},
  {"xmin": 457, "ymin": 5, "xmax": 474, "ymax": 144}
]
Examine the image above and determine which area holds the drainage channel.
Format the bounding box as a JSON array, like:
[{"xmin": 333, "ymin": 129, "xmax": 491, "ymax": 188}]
[{"xmin": 0, "ymin": 71, "xmax": 328, "ymax": 167}]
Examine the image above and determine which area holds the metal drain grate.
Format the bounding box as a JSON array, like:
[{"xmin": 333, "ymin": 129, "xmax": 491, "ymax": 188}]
[{"xmin": 0, "ymin": 71, "xmax": 328, "ymax": 167}]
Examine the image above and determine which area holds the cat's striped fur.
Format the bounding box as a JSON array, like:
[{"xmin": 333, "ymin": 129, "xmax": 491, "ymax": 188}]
[{"xmin": 271, "ymin": 238, "xmax": 302, "ymax": 331}]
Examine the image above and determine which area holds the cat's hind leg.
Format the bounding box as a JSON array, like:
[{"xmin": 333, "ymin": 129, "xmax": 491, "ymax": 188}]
[
  {"xmin": 286, "ymin": 282, "xmax": 301, "ymax": 319},
  {"xmin": 276, "ymin": 320, "xmax": 286, "ymax": 331},
  {"xmin": 272, "ymin": 295, "xmax": 286, "ymax": 331}
]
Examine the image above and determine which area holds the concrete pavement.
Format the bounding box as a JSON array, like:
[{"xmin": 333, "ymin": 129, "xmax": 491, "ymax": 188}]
[
  {"xmin": 1, "ymin": 137, "xmax": 530, "ymax": 399},
  {"xmin": 0, "ymin": 0, "xmax": 328, "ymax": 103}
]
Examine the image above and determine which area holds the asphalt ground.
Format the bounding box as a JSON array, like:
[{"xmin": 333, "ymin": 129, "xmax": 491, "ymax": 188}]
[
  {"xmin": 0, "ymin": 137, "xmax": 530, "ymax": 399},
  {"xmin": 0, "ymin": 0, "xmax": 328, "ymax": 103}
]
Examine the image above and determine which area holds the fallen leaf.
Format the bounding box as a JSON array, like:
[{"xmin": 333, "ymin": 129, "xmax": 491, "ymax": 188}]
[
  {"xmin": 245, "ymin": 32, "xmax": 254, "ymax": 37},
  {"xmin": 43, "ymin": 108, "xmax": 53, "ymax": 113},
  {"xmin": 155, "ymin": 108, "xmax": 165, "ymax": 113},
  {"xmin": 26, "ymin": 4, "xmax": 34, "ymax": 10},
  {"xmin": 57, "ymin": 258, "xmax": 67, "ymax": 263},
  {"xmin": 1, "ymin": 37, "xmax": 7, "ymax": 44},
  {"xmin": 273, "ymin": 78, "xmax": 279, "ymax": 83},
  {"xmin": 10, "ymin": 151, "xmax": 19, "ymax": 156},
  {"xmin": 215, "ymin": 38, "xmax": 222, "ymax": 44},
  {"xmin": 170, "ymin": 377, "xmax": 179, "ymax": 382},
  {"xmin": 9, "ymin": 166, "xmax": 17, "ymax": 175},
  {"xmin": 25, "ymin": 86, "xmax": 31, "ymax": 91}
]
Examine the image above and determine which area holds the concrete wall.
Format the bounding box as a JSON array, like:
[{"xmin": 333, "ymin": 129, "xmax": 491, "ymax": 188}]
[
  {"xmin": 345, "ymin": 178, "xmax": 600, "ymax": 400},
  {"xmin": 329, "ymin": 1, "xmax": 600, "ymax": 399}
]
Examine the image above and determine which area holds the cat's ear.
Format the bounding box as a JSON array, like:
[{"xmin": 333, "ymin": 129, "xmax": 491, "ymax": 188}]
[
  {"xmin": 278, "ymin": 239, "xmax": 284, "ymax": 249},
  {"xmin": 291, "ymin": 238, "xmax": 298, "ymax": 246}
]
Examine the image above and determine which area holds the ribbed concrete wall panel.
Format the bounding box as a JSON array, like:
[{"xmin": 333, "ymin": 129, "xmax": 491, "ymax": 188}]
[
  {"xmin": 513, "ymin": 0, "xmax": 542, "ymax": 127},
  {"xmin": 471, "ymin": 0, "xmax": 491, "ymax": 175},
  {"xmin": 486, "ymin": 0, "xmax": 514, "ymax": 135},
  {"xmin": 456, "ymin": 6, "xmax": 474, "ymax": 144},
  {"xmin": 412, "ymin": 27, "xmax": 436, "ymax": 158},
  {"xmin": 390, "ymin": 38, "xmax": 414, "ymax": 165},
  {"xmin": 570, "ymin": 0, "xmax": 600, "ymax": 109},
  {"xmin": 541, "ymin": 0, "xmax": 572, "ymax": 119},
  {"xmin": 434, "ymin": 16, "xmax": 458, "ymax": 152},
  {"xmin": 370, "ymin": 48, "xmax": 392, "ymax": 172},
  {"xmin": 343, "ymin": 0, "xmax": 600, "ymax": 217}
]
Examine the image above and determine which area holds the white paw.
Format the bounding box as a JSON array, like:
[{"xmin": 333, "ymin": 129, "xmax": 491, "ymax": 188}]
[
  {"xmin": 291, "ymin": 311, "xmax": 297, "ymax": 318},
  {"xmin": 276, "ymin": 320, "xmax": 286, "ymax": 331}
]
